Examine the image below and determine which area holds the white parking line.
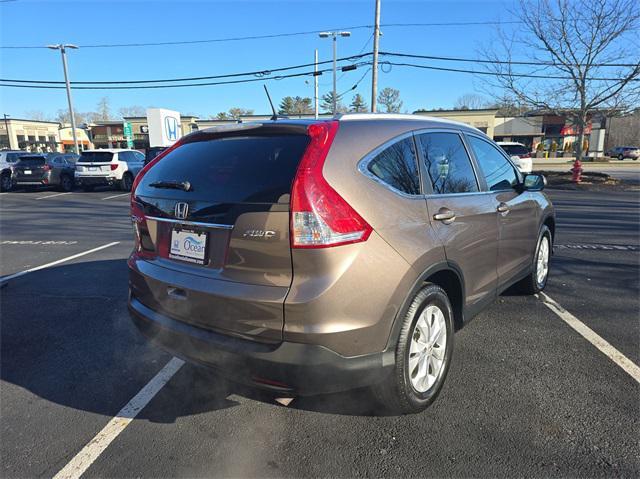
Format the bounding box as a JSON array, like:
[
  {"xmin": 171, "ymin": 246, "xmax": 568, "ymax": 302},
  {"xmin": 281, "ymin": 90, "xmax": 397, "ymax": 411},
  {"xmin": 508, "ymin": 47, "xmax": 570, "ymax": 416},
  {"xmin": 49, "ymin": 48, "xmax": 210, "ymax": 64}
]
[
  {"xmin": 0, "ymin": 242, "xmax": 120, "ymax": 283},
  {"xmin": 101, "ymin": 193, "xmax": 130, "ymax": 201},
  {"xmin": 35, "ymin": 192, "xmax": 72, "ymax": 200},
  {"xmin": 539, "ymin": 292, "xmax": 640, "ymax": 384},
  {"xmin": 53, "ymin": 357, "xmax": 185, "ymax": 479}
]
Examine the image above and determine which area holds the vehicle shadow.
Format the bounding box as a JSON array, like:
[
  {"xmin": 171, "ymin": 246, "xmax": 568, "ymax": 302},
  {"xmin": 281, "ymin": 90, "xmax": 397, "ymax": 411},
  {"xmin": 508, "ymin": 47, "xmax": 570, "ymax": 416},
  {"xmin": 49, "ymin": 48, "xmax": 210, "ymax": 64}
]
[{"xmin": 0, "ymin": 258, "xmax": 384, "ymax": 423}]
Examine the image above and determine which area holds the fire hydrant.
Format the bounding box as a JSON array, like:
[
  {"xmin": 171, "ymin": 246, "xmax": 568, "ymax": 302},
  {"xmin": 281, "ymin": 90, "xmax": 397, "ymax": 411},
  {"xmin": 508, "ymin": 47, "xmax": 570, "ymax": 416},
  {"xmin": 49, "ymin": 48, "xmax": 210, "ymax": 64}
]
[{"xmin": 571, "ymin": 158, "xmax": 583, "ymax": 183}]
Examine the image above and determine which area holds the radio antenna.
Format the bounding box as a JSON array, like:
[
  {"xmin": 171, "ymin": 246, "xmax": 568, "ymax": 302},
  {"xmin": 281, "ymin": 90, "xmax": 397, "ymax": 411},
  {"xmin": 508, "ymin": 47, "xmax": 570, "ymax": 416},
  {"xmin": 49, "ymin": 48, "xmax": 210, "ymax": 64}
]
[{"xmin": 263, "ymin": 85, "xmax": 278, "ymax": 121}]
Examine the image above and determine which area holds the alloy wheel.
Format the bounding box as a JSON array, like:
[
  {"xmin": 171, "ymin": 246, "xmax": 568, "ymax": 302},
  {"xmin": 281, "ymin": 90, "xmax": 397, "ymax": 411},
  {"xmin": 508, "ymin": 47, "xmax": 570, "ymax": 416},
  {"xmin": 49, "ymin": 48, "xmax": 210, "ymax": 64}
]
[{"xmin": 408, "ymin": 305, "xmax": 447, "ymax": 393}]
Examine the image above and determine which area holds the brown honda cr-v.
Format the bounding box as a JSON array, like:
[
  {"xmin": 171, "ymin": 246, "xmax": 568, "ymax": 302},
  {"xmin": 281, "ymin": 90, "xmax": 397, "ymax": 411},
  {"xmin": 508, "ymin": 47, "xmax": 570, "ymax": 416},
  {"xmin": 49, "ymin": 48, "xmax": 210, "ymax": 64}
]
[{"xmin": 128, "ymin": 114, "xmax": 554, "ymax": 414}]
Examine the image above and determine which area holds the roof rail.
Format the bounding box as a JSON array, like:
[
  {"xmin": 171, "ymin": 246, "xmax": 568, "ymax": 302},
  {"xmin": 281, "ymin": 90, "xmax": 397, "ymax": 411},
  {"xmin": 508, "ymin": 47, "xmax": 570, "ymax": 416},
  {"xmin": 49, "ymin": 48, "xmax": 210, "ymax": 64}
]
[{"xmin": 336, "ymin": 112, "xmax": 484, "ymax": 133}]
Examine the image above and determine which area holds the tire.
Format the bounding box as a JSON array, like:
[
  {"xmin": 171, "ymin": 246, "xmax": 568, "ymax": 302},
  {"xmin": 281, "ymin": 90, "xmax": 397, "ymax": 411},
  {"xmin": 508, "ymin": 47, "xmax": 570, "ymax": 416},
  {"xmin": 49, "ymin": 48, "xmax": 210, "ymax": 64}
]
[
  {"xmin": 120, "ymin": 173, "xmax": 133, "ymax": 192},
  {"xmin": 0, "ymin": 173, "xmax": 12, "ymax": 192},
  {"xmin": 514, "ymin": 225, "xmax": 552, "ymax": 295},
  {"xmin": 82, "ymin": 185, "xmax": 95, "ymax": 192},
  {"xmin": 58, "ymin": 175, "xmax": 73, "ymax": 192},
  {"xmin": 373, "ymin": 284, "xmax": 455, "ymax": 415},
  {"xmin": 618, "ymin": 154, "xmax": 624, "ymax": 160}
]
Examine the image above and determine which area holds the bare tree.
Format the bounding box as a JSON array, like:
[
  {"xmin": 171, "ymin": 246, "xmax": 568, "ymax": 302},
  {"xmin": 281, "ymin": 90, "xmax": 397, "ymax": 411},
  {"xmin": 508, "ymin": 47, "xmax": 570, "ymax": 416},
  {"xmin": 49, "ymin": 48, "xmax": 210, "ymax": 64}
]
[
  {"xmin": 482, "ymin": 0, "xmax": 640, "ymax": 161},
  {"xmin": 118, "ymin": 106, "xmax": 146, "ymax": 118},
  {"xmin": 377, "ymin": 87, "xmax": 403, "ymax": 113},
  {"xmin": 96, "ymin": 97, "xmax": 112, "ymax": 121},
  {"xmin": 454, "ymin": 93, "xmax": 488, "ymax": 110},
  {"xmin": 24, "ymin": 110, "xmax": 51, "ymax": 121},
  {"xmin": 228, "ymin": 107, "xmax": 254, "ymax": 119}
]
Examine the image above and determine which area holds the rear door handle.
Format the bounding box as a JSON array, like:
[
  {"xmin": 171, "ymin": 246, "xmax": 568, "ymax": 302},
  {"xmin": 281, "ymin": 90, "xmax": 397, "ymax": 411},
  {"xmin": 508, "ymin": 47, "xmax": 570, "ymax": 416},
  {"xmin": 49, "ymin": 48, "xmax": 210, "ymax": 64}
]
[
  {"xmin": 433, "ymin": 208, "xmax": 456, "ymax": 224},
  {"xmin": 497, "ymin": 203, "xmax": 510, "ymax": 214}
]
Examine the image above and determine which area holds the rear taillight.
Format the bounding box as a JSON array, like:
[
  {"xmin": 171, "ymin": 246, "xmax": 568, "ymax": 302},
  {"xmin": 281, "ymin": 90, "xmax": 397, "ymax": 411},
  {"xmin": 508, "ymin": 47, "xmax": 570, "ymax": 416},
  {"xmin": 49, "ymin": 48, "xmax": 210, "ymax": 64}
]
[
  {"xmin": 131, "ymin": 199, "xmax": 156, "ymax": 258},
  {"xmin": 110, "ymin": 163, "xmax": 118, "ymax": 171},
  {"xmin": 521, "ymin": 153, "xmax": 531, "ymax": 159},
  {"xmin": 290, "ymin": 121, "xmax": 372, "ymax": 249}
]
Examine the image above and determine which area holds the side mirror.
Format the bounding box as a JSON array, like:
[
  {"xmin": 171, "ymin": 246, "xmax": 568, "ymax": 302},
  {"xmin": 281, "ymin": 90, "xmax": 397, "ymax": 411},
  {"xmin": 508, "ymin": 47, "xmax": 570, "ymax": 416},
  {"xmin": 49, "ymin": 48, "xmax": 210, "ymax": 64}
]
[{"xmin": 523, "ymin": 173, "xmax": 546, "ymax": 191}]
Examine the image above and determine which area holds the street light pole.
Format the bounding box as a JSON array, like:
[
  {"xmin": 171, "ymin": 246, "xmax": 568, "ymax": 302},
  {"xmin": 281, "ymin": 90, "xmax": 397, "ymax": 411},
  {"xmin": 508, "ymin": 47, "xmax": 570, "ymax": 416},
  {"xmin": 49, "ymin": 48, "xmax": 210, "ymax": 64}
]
[
  {"xmin": 3, "ymin": 114, "xmax": 11, "ymax": 149},
  {"xmin": 319, "ymin": 31, "xmax": 351, "ymax": 116},
  {"xmin": 371, "ymin": 0, "xmax": 381, "ymax": 112},
  {"xmin": 48, "ymin": 44, "xmax": 79, "ymax": 154}
]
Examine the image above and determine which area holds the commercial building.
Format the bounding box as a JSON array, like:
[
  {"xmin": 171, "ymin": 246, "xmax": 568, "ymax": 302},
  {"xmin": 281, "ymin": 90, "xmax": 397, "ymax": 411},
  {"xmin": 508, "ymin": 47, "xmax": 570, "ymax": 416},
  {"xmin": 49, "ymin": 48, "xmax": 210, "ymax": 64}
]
[
  {"xmin": 0, "ymin": 118, "xmax": 61, "ymax": 152},
  {"xmin": 90, "ymin": 116, "xmax": 200, "ymax": 149}
]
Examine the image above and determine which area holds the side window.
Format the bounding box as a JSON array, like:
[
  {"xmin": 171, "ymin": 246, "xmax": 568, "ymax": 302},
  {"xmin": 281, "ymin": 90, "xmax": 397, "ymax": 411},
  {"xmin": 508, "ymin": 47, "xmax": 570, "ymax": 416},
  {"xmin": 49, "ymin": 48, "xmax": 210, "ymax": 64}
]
[
  {"xmin": 7, "ymin": 153, "xmax": 19, "ymax": 163},
  {"xmin": 133, "ymin": 151, "xmax": 144, "ymax": 162},
  {"xmin": 118, "ymin": 152, "xmax": 130, "ymax": 163},
  {"xmin": 417, "ymin": 132, "xmax": 479, "ymax": 194},
  {"xmin": 366, "ymin": 137, "xmax": 420, "ymax": 195},
  {"xmin": 468, "ymin": 136, "xmax": 519, "ymax": 191}
]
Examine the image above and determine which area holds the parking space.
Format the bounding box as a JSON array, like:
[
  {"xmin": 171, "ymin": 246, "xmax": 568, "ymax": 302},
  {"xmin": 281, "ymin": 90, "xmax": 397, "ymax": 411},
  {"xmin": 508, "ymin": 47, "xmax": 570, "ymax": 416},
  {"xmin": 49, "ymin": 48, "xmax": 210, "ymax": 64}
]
[{"xmin": 1, "ymin": 186, "xmax": 638, "ymax": 477}]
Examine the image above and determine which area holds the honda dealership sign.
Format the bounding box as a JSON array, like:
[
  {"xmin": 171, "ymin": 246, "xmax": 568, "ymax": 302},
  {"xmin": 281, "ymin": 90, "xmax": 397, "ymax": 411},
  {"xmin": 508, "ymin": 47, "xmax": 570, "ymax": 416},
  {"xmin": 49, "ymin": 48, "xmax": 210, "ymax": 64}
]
[{"xmin": 147, "ymin": 108, "xmax": 181, "ymax": 147}]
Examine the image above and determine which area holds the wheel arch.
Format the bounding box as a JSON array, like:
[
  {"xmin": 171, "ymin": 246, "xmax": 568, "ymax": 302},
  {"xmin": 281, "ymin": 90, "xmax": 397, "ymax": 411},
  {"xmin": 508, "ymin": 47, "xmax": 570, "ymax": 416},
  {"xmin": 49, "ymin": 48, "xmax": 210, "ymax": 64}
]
[{"xmin": 386, "ymin": 262, "xmax": 466, "ymax": 351}]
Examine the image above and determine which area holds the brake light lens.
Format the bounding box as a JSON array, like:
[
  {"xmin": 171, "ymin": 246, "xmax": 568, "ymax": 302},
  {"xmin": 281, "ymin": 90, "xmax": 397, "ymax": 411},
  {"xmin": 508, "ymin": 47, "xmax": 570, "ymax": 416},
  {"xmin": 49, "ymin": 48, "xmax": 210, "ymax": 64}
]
[
  {"xmin": 290, "ymin": 121, "xmax": 372, "ymax": 248},
  {"xmin": 110, "ymin": 163, "xmax": 118, "ymax": 171}
]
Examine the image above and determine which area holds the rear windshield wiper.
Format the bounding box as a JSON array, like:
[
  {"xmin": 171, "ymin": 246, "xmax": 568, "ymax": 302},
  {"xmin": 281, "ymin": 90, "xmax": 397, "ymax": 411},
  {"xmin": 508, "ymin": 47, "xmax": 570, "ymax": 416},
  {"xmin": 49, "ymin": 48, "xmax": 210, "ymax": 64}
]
[{"xmin": 148, "ymin": 180, "xmax": 192, "ymax": 192}]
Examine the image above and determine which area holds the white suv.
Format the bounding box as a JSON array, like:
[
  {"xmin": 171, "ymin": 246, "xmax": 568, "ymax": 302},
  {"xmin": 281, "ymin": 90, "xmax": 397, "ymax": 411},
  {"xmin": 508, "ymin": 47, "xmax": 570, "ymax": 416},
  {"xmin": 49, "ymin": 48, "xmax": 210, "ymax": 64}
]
[
  {"xmin": 75, "ymin": 149, "xmax": 144, "ymax": 191},
  {"xmin": 496, "ymin": 142, "xmax": 533, "ymax": 173},
  {"xmin": 0, "ymin": 150, "xmax": 27, "ymax": 191}
]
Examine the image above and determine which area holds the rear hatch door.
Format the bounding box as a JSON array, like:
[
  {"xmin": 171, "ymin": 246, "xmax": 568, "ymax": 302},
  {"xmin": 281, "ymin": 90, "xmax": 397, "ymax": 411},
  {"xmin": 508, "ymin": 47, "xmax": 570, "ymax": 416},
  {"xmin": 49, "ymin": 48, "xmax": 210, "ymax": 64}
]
[
  {"xmin": 14, "ymin": 156, "xmax": 46, "ymax": 181},
  {"xmin": 131, "ymin": 123, "xmax": 310, "ymax": 341},
  {"xmin": 76, "ymin": 151, "xmax": 114, "ymax": 176}
]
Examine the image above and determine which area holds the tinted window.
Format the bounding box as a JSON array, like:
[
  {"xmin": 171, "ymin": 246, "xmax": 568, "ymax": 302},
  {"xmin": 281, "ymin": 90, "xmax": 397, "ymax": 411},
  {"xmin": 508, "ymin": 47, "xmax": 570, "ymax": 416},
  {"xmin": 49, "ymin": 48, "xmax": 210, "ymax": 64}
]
[
  {"xmin": 132, "ymin": 151, "xmax": 144, "ymax": 162},
  {"xmin": 417, "ymin": 132, "xmax": 478, "ymax": 194},
  {"xmin": 367, "ymin": 137, "xmax": 420, "ymax": 195},
  {"xmin": 468, "ymin": 136, "xmax": 519, "ymax": 191},
  {"xmin": 80, "ymin": 152, "xmax": 114, "ymax": 163},
  {"xmin": 500, "ymin": 144, "xmax": 529, "ymax": 156},
  {"xmin": 6, "ymin": 153, "xmax": 20, "ymax": 163},
  {"xmin": 138, "ymin": 134, "xmax": 310, "ymax": 203},
  {"xmin": 118, "ymin": 152, "xmax": 131, "ymax": 163}
]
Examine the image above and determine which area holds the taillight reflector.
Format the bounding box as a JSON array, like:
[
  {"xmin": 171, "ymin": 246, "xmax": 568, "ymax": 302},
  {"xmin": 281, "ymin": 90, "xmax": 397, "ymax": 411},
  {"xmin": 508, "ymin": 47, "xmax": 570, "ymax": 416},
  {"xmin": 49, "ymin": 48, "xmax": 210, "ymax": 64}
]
[{"xmin": 290, "ymin": 121, "xmax": 372, "ymax": 248}]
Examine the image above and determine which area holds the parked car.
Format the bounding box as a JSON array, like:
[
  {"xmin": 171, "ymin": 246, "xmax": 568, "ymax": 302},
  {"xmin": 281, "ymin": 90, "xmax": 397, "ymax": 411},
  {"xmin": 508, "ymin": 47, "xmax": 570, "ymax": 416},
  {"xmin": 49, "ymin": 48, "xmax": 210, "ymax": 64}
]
[
  {"xmin": 0, "ymin": 150, "xmax": 27, "ymax": 191},
  {"xmin": 11, "ymin": 153, "xmax": 76, "ymax": 191},
  {"xmin": 75, "ymin": 149, "xmax": 145, "ymax": 191},
  {"xmin": 145, "ymin": 146, "xmax": 167, "ymax": 165},
  {"xmin": 128, "ymin": 114, "xmax": 555, "ymax": 414},
  {"xmin": 496, "ymin": 142, "xmax": 533, "ymax": 173},
  {"xmin": 607, "ymin": 146, "xmax": 639, "ymax": 160}
]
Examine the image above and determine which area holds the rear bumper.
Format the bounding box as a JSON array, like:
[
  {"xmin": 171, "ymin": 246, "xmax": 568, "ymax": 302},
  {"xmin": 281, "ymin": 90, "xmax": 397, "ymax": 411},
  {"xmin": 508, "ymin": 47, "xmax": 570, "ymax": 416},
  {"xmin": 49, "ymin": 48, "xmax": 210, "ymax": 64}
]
[
  {"xmin": 75, "ymin": 175, "xmax": 116, "ymax": 186},
  {"xmin": 128, "ymin": 295, "xmax": 393, "ymax": 395}
]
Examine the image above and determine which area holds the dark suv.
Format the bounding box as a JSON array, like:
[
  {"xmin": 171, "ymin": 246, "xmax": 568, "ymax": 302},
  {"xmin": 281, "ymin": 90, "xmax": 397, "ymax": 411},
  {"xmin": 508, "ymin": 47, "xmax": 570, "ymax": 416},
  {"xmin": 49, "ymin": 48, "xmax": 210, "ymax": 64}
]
[
  {"xmin": 12, "ymin": 153, "xmax": 76, "ymax": 191},
  {"xmin": 128, "ymin": 114, "xmax": 555, "ymax": 414}
]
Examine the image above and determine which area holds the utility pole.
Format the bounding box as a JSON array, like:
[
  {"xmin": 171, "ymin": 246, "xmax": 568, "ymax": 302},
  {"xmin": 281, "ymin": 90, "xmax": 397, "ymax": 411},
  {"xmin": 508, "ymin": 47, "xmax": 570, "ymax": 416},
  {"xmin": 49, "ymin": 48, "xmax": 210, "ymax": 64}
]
[
  {"xmin": 319, "ymin": 31, "xmax": 351, "ymax": 115},
  {"xmin": 47, "ymin": 44, "xmax": 80, "ymax": 154},
  {"xmin": 371, "ymin": 0, "xmax": 381, "ymax": 112},
  {"xmin": 314, "ymin": 49, "xmax": 319, "ymax": 119},
  {"xmin": 3, "ymin": 114, "xmax": 12, "ymax": 149}
]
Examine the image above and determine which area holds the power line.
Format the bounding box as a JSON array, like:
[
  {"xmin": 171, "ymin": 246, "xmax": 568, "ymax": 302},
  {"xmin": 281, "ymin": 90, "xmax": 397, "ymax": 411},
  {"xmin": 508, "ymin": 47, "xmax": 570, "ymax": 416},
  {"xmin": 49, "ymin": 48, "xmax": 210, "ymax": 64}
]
[
  {"xmin": 0, "ymin": 64, "xmax": 372, "ymax": 90},
  {"xmin": 381, "ymin": 51, "xmax": 640, "ymax": 68},
  {"xmin": 3, "ymin": 50, "xmax": 636, "ymax": 86},
  {"xmin": 0, "ymin": 21, "xmax": 524, "ymax": 50},
  {"xmin": 386, "ymin": 61, "xmax": 640, "ymax": 81},
  {"xmin": 0, "ymin": 53, "xmax": 372, "ymax": 85}
]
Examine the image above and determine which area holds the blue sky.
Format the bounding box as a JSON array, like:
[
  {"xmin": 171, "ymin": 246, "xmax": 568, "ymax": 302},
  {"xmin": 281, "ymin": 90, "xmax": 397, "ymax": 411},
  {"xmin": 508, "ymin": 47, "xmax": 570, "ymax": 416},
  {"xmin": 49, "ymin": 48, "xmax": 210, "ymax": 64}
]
[{"xmin": 1, "ymin": 0, "xmax": 517, "ymax": 119}]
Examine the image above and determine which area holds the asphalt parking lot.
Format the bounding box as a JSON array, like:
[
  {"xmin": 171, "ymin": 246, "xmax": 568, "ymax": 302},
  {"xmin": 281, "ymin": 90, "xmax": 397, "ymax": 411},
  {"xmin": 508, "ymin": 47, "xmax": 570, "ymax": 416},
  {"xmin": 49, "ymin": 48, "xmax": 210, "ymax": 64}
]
[{"xmin": 1, "ymin": 184, "xmax": 638, "ymax": 478}]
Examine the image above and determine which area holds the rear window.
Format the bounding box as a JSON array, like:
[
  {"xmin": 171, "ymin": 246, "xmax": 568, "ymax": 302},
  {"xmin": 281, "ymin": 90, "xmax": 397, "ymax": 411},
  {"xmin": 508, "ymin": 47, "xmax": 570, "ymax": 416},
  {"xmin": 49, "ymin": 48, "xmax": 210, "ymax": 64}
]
[
  {"xmin": 138, "ymin": 134, "xmax": 310, "ymax": 203},
  {"xmin": 79, "ymin": 152, "xmax": 114, "ymax": 163},
  {"xmin": 16, "ymin": 156, "xmax": 46, "ymax": 166},
  {"xmin": 500, "ymin": 144, "xmax": 529, "ymax": 156}
]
